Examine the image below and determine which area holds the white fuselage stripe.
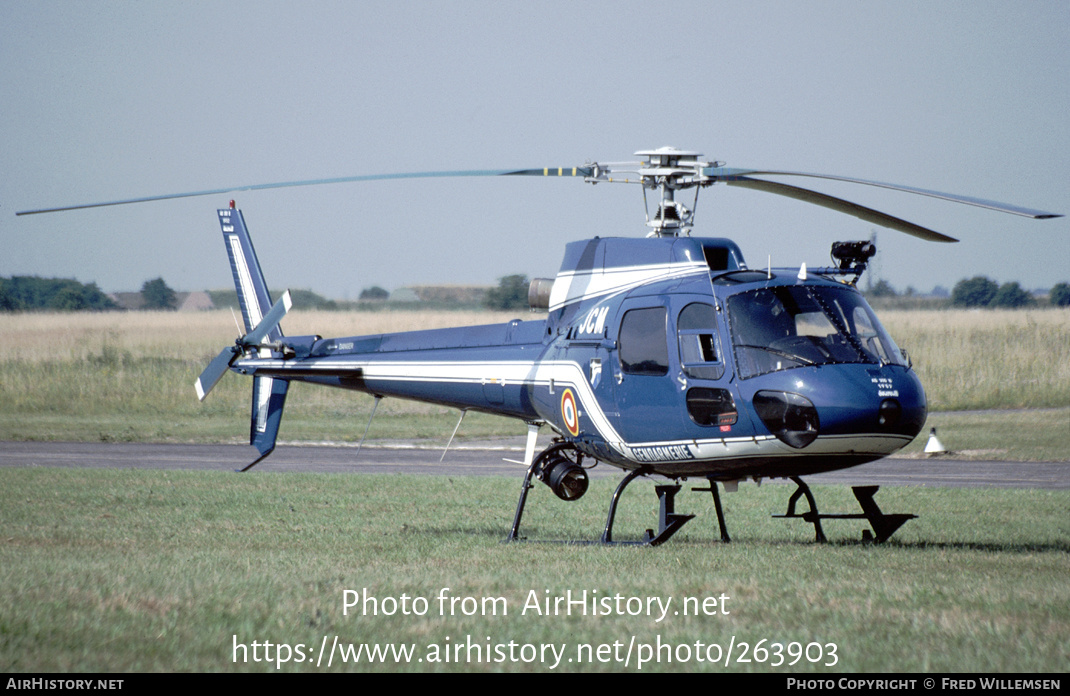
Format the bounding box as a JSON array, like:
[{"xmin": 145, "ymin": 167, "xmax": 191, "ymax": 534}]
[{"xmin": 549, "ymin": 262, "xmax": 708, "ymax": 311}]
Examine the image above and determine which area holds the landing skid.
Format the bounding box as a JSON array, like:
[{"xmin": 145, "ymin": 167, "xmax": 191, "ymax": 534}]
[
  {"xmin": 508, "ymin": 459, "xmax": 697, "ymax": 547},
  {"xmin": 507, "ymin": 440, "xmax": 915, "ymax": 545},
  {"xmin": 773, "ymin": 476, "xmax": 917, "ymax": 543}
]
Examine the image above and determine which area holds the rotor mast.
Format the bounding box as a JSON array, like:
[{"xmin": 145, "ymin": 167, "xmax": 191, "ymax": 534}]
[{"xmin": 585, "ymin": 147, "xmax": 717, "ymax": 238}]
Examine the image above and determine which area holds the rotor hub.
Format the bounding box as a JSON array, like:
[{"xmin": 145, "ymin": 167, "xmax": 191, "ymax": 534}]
[{"xmin": 634, "ymin": 147, "xmax": 714, "ymax": 236}]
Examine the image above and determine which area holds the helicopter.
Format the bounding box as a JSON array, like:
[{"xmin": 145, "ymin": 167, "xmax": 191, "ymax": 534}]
[{"xmin": 17, "ymin": 147, "xmax": 1062, "ymax": 545}]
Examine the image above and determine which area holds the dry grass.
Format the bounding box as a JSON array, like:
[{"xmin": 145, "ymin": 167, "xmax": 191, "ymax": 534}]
[
  {"xmin": 0, "ymin": 309, "xmax": 527, "ymax": 364},
  {"xmin": 1, "ymin": 308, "xmax": 1066, "ymax": 442},
  {"xmin": 0, "ymin": 309, "xmax": 535, "ymax": 443},
  {"xmin": 879, "ymin": 309, "xmax": 1070, "ymax": 410}
]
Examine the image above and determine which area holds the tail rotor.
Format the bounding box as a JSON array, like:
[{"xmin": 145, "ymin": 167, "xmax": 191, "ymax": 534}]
[{"xmin": 194, "ymin": 289, "xmax": 292, "ymax": 401}]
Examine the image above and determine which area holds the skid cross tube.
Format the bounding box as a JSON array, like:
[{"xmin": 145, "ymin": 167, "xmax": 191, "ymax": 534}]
[
  {"xmin": 692, "ymin": 477, "xmax": 732, "ymax": 543},
  {"xmin": 601, "ymin": 468, "xmax": 695, "ymax": 546},
  {"xmin": 600, "ymin": 468, "xmax": 649, "ymax": 543}
]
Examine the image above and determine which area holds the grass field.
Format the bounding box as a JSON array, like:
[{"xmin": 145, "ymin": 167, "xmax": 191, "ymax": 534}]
[{"xmin": 1, "ymin": 467, "xmax": 1066, "ymax": 672}]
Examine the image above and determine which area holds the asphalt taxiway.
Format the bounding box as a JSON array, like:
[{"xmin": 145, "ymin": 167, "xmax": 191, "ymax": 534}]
[{"xmin": 0, "ymin": 441, "xmax": 1065, "ymax": 489}]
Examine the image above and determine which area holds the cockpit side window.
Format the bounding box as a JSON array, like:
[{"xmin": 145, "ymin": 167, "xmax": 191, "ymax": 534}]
[
  {"xmin": 619, "ymin": 307, "xmax": 669, "ymax": 376},
  {"xmin": 850, "ymin": 305, "xmax": 890, "ymax": 363},
  {"xmin": 677, "ymin": 303, "xmax": 724, "ymax": 380}
]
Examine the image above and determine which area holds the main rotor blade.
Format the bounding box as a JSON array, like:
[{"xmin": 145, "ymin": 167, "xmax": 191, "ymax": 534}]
[
  {"xmin": 726, "ymin": 176, "xmax": 959, "ymax": 243},
  {"xmin": 706, "ymin": 167, "xmax": 1062, "ymax": 220},
  {"xmin": 15, "ymin": 167, "xmax": 593, "ymax": 216}
]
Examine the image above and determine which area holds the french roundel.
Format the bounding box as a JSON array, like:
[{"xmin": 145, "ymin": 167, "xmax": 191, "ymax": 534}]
[{"xmin": 560, "ymin": 388, "xmax": 580, "ymax": 436}]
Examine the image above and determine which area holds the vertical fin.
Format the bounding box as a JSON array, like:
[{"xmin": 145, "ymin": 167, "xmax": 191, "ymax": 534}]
[
  {"xmin": 216, "ymin": 206, "xmax": 289, "ymax": 470},
  {"xmin": 247, "ymin": 375, "xmax": 289, "ymax": 462},
  {"xmin": 218, "ymin": 207, "xmax": 282, "ymax": 342}
]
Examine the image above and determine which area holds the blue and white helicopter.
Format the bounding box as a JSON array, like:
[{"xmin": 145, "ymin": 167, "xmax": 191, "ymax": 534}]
[{"xmin": 18, "ymin": 147, "xmax": 1061, "ymax": 544}]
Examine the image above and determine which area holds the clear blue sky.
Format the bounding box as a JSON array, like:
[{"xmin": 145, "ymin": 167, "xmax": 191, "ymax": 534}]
[{"xmin": 3, "ymin": 1, "xmax": 1067, "ymax": 299}]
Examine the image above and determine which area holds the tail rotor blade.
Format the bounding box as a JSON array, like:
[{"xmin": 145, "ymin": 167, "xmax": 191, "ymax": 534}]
[
  {"xmin": 195, "ymin": 346, "xmax": 239, "ymax": 401},
  {"xmin": 244, "ymin": 290, "xmax": 292, "ymax": 347}
]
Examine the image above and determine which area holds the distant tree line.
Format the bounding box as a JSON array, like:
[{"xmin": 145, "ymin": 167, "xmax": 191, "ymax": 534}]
[
  {"xmin": 207, "ymin": 287, "xmax": 337, "ymax": 311},
  {"xmin": 7, "ymin": 272, "xmax": 1066, "ymax": 313},
  {"xmin": 865, "ymin": 276, "xmax": 1070, "ymax": 309},
  {"xmin": 0, "ymin": 276, "xmax": 117, "ymax": 311},
  {"xmin": 1054, "ymin": 283, "xmax": 1070, "ymax": 307},
  {"xmin": 0, "ymin": 276, "xmax": 187, "ymax": 312},
  {"xmin": 950, "ymin": 277, "xmax": 1068, "ymax": 308},
  {"xmin": 484, "ymin": 274, "xmax": 529, "ymax": 310},
  {"xmin": 140, "ymin": 277, "xmax": 177, "ymax": 309},
  {"xmin": 359, "ymin": 286, "xmax": 389, "ymax": 300}
]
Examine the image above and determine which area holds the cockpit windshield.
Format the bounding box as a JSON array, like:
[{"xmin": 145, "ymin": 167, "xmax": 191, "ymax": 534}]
[{"xmin": 726, "ymin": 285, "xmax": 907, "ymax": 378}]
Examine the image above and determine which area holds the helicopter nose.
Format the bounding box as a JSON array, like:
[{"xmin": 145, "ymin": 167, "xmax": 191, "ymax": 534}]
[
  {"xmin": 870, "ymin": 368, "xmax": 927, "ymax": 437},
  {"xmin": 881, "ymin": 393, "xmax": 927, "ymax": 438},
  {"xmin": 748, "ymin": 366, "xmax": 926, "ymax": 446},
  {"xmin": 830, "ymin": 368, "xmax": 924, "ymax": 432}
]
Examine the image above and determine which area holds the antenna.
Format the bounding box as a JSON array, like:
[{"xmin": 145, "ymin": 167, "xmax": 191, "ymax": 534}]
[{"xmin": 229, "ymin": 307, "xmax": 243, "ymax": 338}]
